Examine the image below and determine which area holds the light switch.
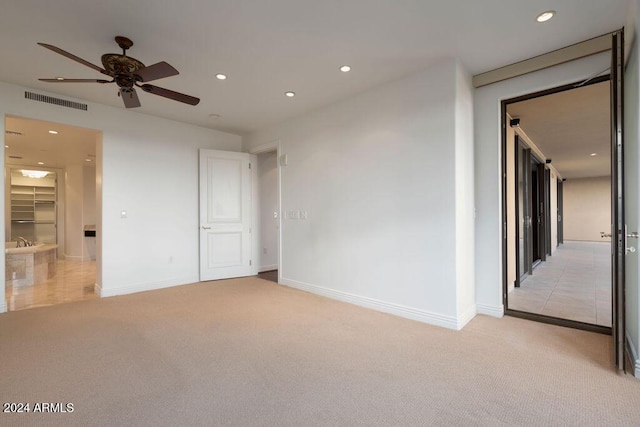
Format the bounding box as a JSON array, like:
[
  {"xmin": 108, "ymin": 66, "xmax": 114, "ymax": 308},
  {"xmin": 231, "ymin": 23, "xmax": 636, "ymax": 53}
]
[
  {"xmin": 279, "ymin": 154, "xmax": 288, "ymax": 166},
  {"xmin": 120, "ymin": 210, "xmax": 127, "ymax": 219},
  {"xmin": 300, "ymin": 210, "xmax": 307, "ymax": 220}
]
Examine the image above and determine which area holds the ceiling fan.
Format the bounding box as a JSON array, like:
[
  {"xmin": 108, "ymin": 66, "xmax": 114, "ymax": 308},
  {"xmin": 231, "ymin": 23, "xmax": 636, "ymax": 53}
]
[{"xmin": 37, "ymin": 36, "xmax": 200, "ymax": 108}]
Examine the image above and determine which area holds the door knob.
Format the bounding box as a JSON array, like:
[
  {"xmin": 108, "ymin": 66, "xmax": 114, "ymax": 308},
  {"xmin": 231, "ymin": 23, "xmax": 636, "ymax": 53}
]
[
  {"xmin": 600, "ymin": 232, "xmax": 612, "ymax": 238},
  {"xmin": 201, "ymin": 226, "xmax": 211, "ymax": 230},
  {"xmin": 627, "ymin": 231, "xmax": 639, "ymax": 239}
]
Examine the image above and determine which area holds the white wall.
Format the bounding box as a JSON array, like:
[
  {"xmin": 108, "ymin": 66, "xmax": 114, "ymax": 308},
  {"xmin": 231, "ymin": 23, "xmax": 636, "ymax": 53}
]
[
  {"xmin": 0, "ymin": 80, "xmax": 241, "ymax": 310},
  {"xmin": 257, "ymin": 150, "xmax": 278, "ymax": 271},
  {"xmin": 563, "ymin": 176, "xmax": 611, "ymax": 242},
  {"xmin": 245, "ymin": 58, "xmax": 475, "ymax": 330},
  {"xmin": 474, "ymin": 52, "xmax": 611, "ymax": 317},
  {"xmin": 65, "ymin": 164, "xmax": 84, "ymax": 260},
  {"xmin": 625, "ymin": 0, "xmax": 640, "ymax": 377}
]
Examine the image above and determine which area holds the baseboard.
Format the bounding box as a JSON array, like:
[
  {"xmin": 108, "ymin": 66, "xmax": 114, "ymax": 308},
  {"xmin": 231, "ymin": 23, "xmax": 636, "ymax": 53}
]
[
  {"xmin": 0, "ymin": 299, "xmax": 7, "ymax": 314},
  {"xmin": 626, "ymin": 332, "xmax": 640, "ymax": 379},
  {"xmin": 259, "ymin": 264, "xmax": 278, "ymax": 273},
  {"xmin": 476, "ymin": 303, "xmax": 504, "ymax": 318},
  {"xmin": 97, "ymin": 276, "xmax": 200, "ymax": 298},
  {"xmin": 457, "ymin": 304, "xmax": 477, "ymax": 330},
  {"xmin": 280, "ymin": 277, "xmax": 466, "ymax": 330}
]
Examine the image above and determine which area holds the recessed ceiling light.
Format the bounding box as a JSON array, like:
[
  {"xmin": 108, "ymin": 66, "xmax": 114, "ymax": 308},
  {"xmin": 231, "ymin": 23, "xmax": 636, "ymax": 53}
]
[
  {"xmin": 4, "ymin": 145, "xmax": 8, "ymax": 148},
  {"xmin": 208, "ymin": 114, "xmax": 221, "ymax": 120},
  {"xmin": 48, "ymin": 130, "xmax": 58, "ymax": 135},
  {"xmin": 85, "ymin": 158, "xmax": 92, "ymax": 162},
  {"xmin": 285, "ymin": 91, "xmax": 296, "ymax": 98},
  {"xmin": 215, "ymin": 74, "xmax": 227, "ymax": 80},
  {"xmin": 340, "ymin": 65, "xmax": 351, "ymax": 73},
  {"xmin": 590, "ymin": 153, "xmax": 598, "ymax": 157},
  {"xmin": 536, "ymin": 10, "xmax": 556, "ymax": 23},
  {"xmin": 37, "ymin": 162, "xmax": 45, "ymax": 165},
  {"xmin": 56, "ymin": 77, "xmax": 65, "ymax": 81}
]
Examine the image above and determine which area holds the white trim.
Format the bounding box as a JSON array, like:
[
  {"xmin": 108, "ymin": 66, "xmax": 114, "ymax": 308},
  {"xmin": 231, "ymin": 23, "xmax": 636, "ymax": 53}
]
[
  {"xmin": 626, "ymin": 332, "xmax": 640, "ymax": 379},
  {"xmin": 259, "ymin": 264, "xmax": 278, "ymax": 273},
  {"xmin": 0, "ymin": 299, "xmax": 7, "ymax": 313},
  {"xmin": 280, "ymin": 277, "xmax": 468, "ymax": 330},
  {"xmin": 97, "ymin": 276, "xmax": 199, "ymax": 298},
  {"xmin": 457, "ymin": 305, "xmax": 477, "ymax": 330},
  {"xmin": 476, "ymin": 303, "xmax": 504, "ymax": 318}
]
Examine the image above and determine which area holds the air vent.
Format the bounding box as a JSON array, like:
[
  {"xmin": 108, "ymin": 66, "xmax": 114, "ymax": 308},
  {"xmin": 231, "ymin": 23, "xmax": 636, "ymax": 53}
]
[
  {"xmin": 5, "ymin": 130, "xmax": 23, "ymax": 136},
  {"xmin": 24, "ymin": 91, "xmax": 88, "ymax": 111},
  {"xmin": 8, "ymin": 155, "xmax": 23, "ymax": 159}
]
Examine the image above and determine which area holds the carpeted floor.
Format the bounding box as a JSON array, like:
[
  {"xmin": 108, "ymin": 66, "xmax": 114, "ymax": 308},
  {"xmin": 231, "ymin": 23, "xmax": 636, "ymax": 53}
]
[{"xmin": 1, "ymin": 277, "xmax": 639, "ymax": 426}]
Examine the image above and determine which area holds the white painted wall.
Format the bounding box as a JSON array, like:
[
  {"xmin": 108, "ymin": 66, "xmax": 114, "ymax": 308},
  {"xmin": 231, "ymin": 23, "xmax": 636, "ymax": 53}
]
[
  {"xmin": 563, "ymin": 176, "xmax": 611, "ymax": 242},
  {"xmin": 0, "ymin": 80, "xmax": 241, "ymax": 310},
  {"xmin": 245, "ymin": 59, "xmax": 475, "ymax": 330},
  {"xmin": 454, "ymin": 63, "xmax": 476, "ymax": 322},
  {"xmin": 65, "ymin": 164, "xmax": 84, "ymax": 260},
  {"xmin": 474, "ymin": 52, "xmax": 611, "ymax": 317},
  {"xmin": 624, "ymin": 0, "xmax": 640, "ymax": 377},
  {"xmin": 257, "ymin": 151, "xmax": 278, "ymax": 272}
]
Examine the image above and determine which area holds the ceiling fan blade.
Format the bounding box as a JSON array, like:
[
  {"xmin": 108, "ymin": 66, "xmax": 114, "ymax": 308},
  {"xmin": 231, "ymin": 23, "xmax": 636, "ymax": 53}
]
[
  {"xmin": 38, "ymin": 43, "xmax": 108, "ymax": 75},
  {"xmin": 134, "ymin": 61, "xmax": 179, "ymax": 82},
  {"xmin": 140, "ymin": 84, "xmax": 200, "ymax": 106},
  {"xmin": 39, "ymin": 78, "xmax": 112, "ymax": 83},
  {"xmin": 120, "ymin": 88, "xmax": 141, "ymax": 108}
]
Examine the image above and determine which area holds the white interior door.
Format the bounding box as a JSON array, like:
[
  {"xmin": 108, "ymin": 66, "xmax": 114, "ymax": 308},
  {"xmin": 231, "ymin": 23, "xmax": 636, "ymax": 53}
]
[{"xmin": 199, "ymin": 149, "xmax": 255, "ymax": 281}]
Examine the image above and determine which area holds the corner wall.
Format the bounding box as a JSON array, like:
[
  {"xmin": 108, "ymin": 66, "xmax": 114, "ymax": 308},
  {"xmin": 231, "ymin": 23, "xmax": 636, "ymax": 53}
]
[{"xmin": 245, "ymin": 59, "xmax": 475, "ymax": 329}]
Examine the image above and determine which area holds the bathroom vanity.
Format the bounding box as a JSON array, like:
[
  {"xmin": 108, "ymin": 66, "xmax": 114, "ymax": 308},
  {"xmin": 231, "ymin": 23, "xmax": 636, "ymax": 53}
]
[{"xmin": 5, "ymin": 243, "xmax": 58, "ymax": 287}]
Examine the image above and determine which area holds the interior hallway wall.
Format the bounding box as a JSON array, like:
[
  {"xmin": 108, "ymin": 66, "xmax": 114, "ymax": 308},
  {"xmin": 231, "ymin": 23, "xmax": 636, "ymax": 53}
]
[
  {"xmin": 245, "ymin": 59, "xmax": 476, "ymax": 330},
  {"xmin": 563, "ymin": 176, "xmax": 611, "ymax": 242}
]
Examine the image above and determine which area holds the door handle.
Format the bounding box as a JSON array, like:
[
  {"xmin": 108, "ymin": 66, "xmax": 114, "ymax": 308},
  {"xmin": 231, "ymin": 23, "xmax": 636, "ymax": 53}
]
[
  {"xmin": 201, "ymin": 226, "xmax": 211, "ymax": 230},
  {"xmin": 601, "ymin": 232, "xmax": 612, "ymax": 238}
]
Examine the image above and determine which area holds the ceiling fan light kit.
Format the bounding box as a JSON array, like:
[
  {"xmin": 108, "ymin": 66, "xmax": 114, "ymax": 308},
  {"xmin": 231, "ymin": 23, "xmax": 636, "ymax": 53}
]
[{"xmin": 37, "ymin": 36, "xmax": 200, "ymax": 108}]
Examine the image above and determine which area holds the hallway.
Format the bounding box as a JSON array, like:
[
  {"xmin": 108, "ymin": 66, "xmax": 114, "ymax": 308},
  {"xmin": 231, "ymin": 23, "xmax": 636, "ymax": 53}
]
[{"xmin": 508, "ymin": 241, "xmax": 611, "ymax": 327}]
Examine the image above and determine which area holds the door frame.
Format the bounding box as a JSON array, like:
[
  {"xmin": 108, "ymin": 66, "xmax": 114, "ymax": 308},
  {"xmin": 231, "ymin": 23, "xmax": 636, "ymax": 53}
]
[
  {"xmin": 501, "ymin": 73, "xmax": 613, "ymax": 335},
  {"xmin": 249, "ymin": 141, "xmax": 283, "ymax": 283}
]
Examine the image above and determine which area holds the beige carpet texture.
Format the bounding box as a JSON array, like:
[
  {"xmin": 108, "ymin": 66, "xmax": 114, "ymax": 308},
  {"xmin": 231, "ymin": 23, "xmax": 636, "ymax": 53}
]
[{"xmin": 1, "ymin": 277, "xmax": 640, "ymax": 426}]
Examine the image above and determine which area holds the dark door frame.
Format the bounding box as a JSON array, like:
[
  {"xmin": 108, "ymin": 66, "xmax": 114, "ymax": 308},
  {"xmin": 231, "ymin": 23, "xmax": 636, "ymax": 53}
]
[{"xmin": 500, "ymin": 73, "xmax": 612, "ymax": 335}]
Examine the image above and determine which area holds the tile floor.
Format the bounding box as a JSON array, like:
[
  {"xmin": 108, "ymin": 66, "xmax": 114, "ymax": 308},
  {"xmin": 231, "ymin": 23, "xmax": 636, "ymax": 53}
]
[
  {"xmin": 508, "ymin": 241, "xmax": 611, "ymax": 327},
  {"xmin": 5, "ymin": 259, "xmax": 97, "ymax": 311}
]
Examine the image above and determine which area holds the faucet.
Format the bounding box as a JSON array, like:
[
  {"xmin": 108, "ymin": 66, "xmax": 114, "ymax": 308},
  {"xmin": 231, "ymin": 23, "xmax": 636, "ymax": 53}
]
[{"xmin": 16, "ymin": 237, "xmax": 30, "ymax": 247}]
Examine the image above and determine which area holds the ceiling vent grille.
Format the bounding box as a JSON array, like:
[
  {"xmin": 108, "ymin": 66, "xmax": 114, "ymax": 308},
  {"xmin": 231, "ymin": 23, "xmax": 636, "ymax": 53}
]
[{"xmin": 24, "ymin": 91, "xmax": 88, "ymax": 111}]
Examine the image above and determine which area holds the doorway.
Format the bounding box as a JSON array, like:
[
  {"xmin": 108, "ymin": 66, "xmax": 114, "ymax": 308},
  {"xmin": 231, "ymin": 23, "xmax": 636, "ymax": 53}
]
[
  {"xmin": 504, "ymin": 78, "xmax": 612, "ymax": 332},
  {"xmin": 4, "ymin": 115, "xmax": 100, "ymax": 311},
  {"xmin": 251, "ymin": 142, "xmax": 281, "ymax": 284}
]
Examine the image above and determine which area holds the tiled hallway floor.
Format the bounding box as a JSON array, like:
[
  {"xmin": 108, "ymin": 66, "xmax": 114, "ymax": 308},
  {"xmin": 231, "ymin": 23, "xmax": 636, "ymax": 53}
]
[
  {"xmin": 508, "ymin": 241, "xmax": 611, "ymax": 327},
  {"xmin": 5, "ymin": 260, "xmax": 97, "ymax": 311}
]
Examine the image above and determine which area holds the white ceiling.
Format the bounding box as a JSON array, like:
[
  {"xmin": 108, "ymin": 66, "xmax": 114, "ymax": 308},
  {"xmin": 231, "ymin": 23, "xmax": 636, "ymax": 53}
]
[
  {"xmin": 0, "ymin": 1, "xmax": 629, "ymax": 135},
  {"xmin": 5, "ymin": 115, "xmax": 98, "ymax": 170},
  {"xmin": 508, "ymin": 81, "xmax": 610, "ymax": 179}
]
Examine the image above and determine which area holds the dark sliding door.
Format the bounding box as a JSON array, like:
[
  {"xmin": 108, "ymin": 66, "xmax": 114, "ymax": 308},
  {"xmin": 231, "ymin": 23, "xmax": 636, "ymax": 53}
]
[{"xmin": 557, "ymin": 180, "xmax": 564, "ymax": 246}]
